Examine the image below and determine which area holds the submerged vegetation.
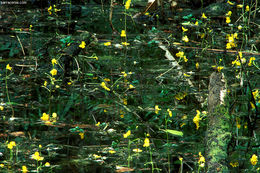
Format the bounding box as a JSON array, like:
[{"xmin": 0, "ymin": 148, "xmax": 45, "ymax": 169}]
[{"xmin": 0, "ymin": 0, "xmax": 259, "ymax": 172}]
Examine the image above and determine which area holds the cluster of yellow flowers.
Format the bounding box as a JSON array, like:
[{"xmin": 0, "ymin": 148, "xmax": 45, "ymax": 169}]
[
  {"xmin": 47, "ymin": 5, "xmax": 61, "ymax": 15},
  {"xmin": 176, "ymin": 51, "xmax": 188, "ymax": 62},
  {"xmin": 175, "ymin": 92, "xmax": 187, "ymax": 100},
  {"xmin": 7, "ymin": 141, "xmax": 16, "ymax": 150},
  {"xmin": 250, "ymin": 154, "xmax": 258, "ymax": 166},
  {"xmin": 198, "ymin": 152, "xmax": 205, "ymax": 167},
  {"xmin": 125, "ymin": 0, "xmax": 131, "ymax": 10},
  {"xmin": 40, "ymin": 112, "xmax": 58, "ymax": 124},
  {"xmin": 226, "ymin": 33, "xmax": 238, "ymax": 49}
]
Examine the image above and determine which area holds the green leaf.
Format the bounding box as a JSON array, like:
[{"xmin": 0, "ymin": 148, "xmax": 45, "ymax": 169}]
[{"xmin": 162, "ymin": 129, "xmax": 183, "ymax": 137}]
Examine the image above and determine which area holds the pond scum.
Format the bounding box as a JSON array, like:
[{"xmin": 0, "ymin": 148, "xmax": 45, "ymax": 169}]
[{"xmin": 0, "ymin": 0, "xmax": 259, "ymax": 172}]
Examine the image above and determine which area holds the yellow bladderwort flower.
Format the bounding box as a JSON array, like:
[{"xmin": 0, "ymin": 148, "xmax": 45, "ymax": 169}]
[
  {"xmin": 227, "ymin": 0, "xmax": 235, "ymax": 5},
  {"xmin": 44, "ymin": 81, "xmax": 47, "ymax": 87},
  {"xmin": 79, "ymin": 41, "xmax": 86, "ymax": 49},
  {"xmin": 22, "ymin": 165, "xmax": 28, "ymax": 173},
  {"xmin": 230, "ymin": 161, "xmax": 239, "ymax": 167},
  {"xmin": 133, "ymin": 148, "xmax": 142, "ymax": 153},
  {"xmin": 109, "ymin": 150, "xmax": 116, "ymax": 154},
  {"xmin": 226, "ymin": 11, "xmax": 232, "ymax": 16},
  {"xmin": 123, "ymin": 130, "xmax": 131, "ymax": 138},
  {"xmin": 198, "ymin": 152, "xmax": 205, "ymax": 167},
  {"xmin": 125, "ymin": 0, "xmax": 131, "ymax": 10},
  {"xmin": 0, "ymin": 164, "xmax": 4, "ymax": 168},
  {"xmin": 183, "ymin": 56, "xmax": 188, "ymax": 62},
  {"xmin": 104, "ymin": 42, "xmax": 111, "ymax": 46},
  {"xmin": 41, "ymin": 112, "xmax": 49, "ymax": 121},
  {"xmin": 100, "ymin": 82, "xmax": 110, "ymax": 91},
  {"xmin": 246, "ymin": 5, "xmax": 250, "ymax": 12},
  {"xmin": 226, "ymin": 17, "xmax": 231, "ymax": 24},
  {"xmin": 0, "ymin": 106, "xmax": 4, "ymax": 111},
  {"xmin": 196, "ymin": 62, "xmax": 199, "ymax": 69},
  {"xmin": 95, "ymin": 122, "xmax": 100, "ymax": 127},
  {"xmin": 32, "ymin": 151, "xmax": 44, "ymax": 161},
  {"xmin": 250, "ymin": 154, "xmax": 258, "ymax": 166},
  {"xmin": 79, "ymin": 132, "xmax": 84, "ymax": 139},
  {"xmin": 176, "ymin": 51, "xmax": 184, "ymax": 58},
  {"xmin": 182, "ymin": 35, "xmax": 189, "ymax": 42},
  {"xmin": 48, "ymin": 6, "xmax": 52, "ymax": 15},
  {"xmin": 248, "ymin": 57, "xmax": 255, "ymax": 66},
  {"xmin": 129, "ymin": 84, "xmax": 135, "ymax": 89},
  {"xmin": 226, "ymin": 43, "xmax": 232, "ymax": 49},
  {"xmin": 167, "ymin": 109, "xmax": 172, "ymax": 117},
  {"xmin": 201, "ymin": 13, "xmax": 207, "ymax": 19},
  {"xmin": 121, "ymin": 30, "xmax": 126, "ymax": 37},
  {"xmin": 238, "ymin": 25, "xmax": 242, "ymax": 30},
  {"xmin": 51, "ymin": 58, "xmax": 57, "ymax": 65},
  {"xmin": 237, "ymin": 4, "xmax": 243, "ymax": 8},
  {"xmin": 6, "ymin": 64, "xmax": 12, "ymax": 71},
  {"xmin": 45, "ymin": 162, "xmax": 50, "ymax": 167},
  {"xmin": 50, "ymin": 69, "xmax": 57, "ymax": 76},
  {"xmin": 123, "ymin": 98, "xmax": 127, "ymax": 105},
  {"xmin": 7, "ymin": 141, "xmax": 16, "ymax": 150},
  {"xmin": 193, "ymin": 110, "xmax": 200, "ymax": 130},
  {"xmin": 182, "ymin": 26, "xmax": 188, "ymax": 32},
  {"xmin": 155, "ymin": 105, "xmax": 161, "ymax": 114},
  {"xmin": 93, "ymin": 154, "xmax": 101, "ymax": 159},
  {"xmin": 143, "ymin": 138, "xmax": 150, "ymax": 147},
  {"xmin": 122, "ymin": 42, "xmax": 130, "ymax": 46}
]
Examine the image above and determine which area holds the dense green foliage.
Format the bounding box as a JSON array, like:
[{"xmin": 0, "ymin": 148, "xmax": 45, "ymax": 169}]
[{"xmin": 0, "ymin": 0, "xmax": 259, "ymax": 172}]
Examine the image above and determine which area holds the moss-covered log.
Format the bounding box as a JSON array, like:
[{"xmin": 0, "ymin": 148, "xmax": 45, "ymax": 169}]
[{"xmin": 206, "ymin": 72, "xmax": 231, "ymax": 172}]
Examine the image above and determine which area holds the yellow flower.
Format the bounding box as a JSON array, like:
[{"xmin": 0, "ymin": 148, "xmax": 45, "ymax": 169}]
[
  {"xmin": 237, "ymin": 4, "xmax": 243, "ymax": 8},
  {"xmin": 133, "ymin": 148, "xmax": 142, "ymax": 153},
  {"xmin": 155, "ymin": 105, "xmax": 161, "ymax": 114},
  {"xmin": 123, "ymin": 98, "xmax": 127, "ymax": 105},
  {"xmin": 194, "ymin": 21, "xmax": 199, "ymax": 26},
  {"xmin": 125, "ymin": 0, "xmax": 131, "ymax": 10},
  {"xmin": 250, "ymin": 154, "xmax": 258, "ymax": 166},
  {"xmin": 121, "ymin": 30, "xmax": 126, "ymax": 37},
  {"xmin": 79, "ymin": 41, "xmax": 86, "ymax": 49},
  {"xmin": 93, "ymin": 154, "xmax": 101, "ymax": 159},
  {"xmin": 22, "ymin": 165, "xmax": 28, "ymax": 173},
  {"xmin": 201, "ymin": 13, "xmax": 207, "ymax": 19},
  {"xmin": 217, "ymin": 66, "xmax": 224, "ymax": 72},
  {"xmin": 226, "ymin": 11, "xmax": 232, "ymax": 16},
  {"xmin": 48, "ymin": 6, "xmax": 52, "ymax": 15},
  {"xmin": 144, "ymin": 12, "xmax": 149, "ymax": 16},
  {"xmin": 182, "ymin": 35, "xmax": 189, "ymax": 42},
  {"xmin": 44, "ymin": 81, "xmax": 47, "ymax": 87},
  {"xmin": 104, "ymin": 78, "xmax": 110, "ymax": 82},
  {"xmin": 143, "ymin": 138, "xmax": 150, "ymax": 147},
  {"xmin": 6, "ymin": 64, "xmax": 12, "ymax": 71},
  {"xmin": 226, "ymin": 17, "xmax": 231, "ymax": 24},
  {"xmin": 230, "ymin": 162, "xmax": 239, "ymax": 167},
  {"xmin": 7, "ymin": 141, "xmax": 16, "ymax": 150},
  {"xmin": 182, "ymin": 27, "xmax": 188, "ymax": 32},
  {"xmin": 109, "ymin": 150, "xmax": 116, "ymax": 154},
  {"xmin": 32, "ymin": 151, "xmax": 44, "ymax": 161},
  {"xmin": 122, "ymin": 42, "xmax": 130, "ymax": 46},
  {"xmin": 232, "ymin": 59, "xmax": 241, "ymax": 66},
  {"xmin": 120, "ymin": 114, "xmax": 124, "ymax": 118},
  {"xmin": 167, "ymin": 109, "xmax": 172, "ymax": 117},
  {"xmin": 238, "ymin": 25, "xmax": 242, "ymax": 30},
  {"xmin": 0, "ymin": 164, "xmax": 4, "ymax": 168},
  {"xmin": 246, "ymin": 5, "xmax": 250, "ymax": 12},
  {"xmin": 39, "ymin": 145, "xmax": 42, "ymax": 148},
  {"xmin": 183, "ymin": 56, "xmax": 188, "ymax": 62},
  {"xmin": 95, "ymin": 122, "xmax": 100, "ymax": 127},
  {"xmin": 123, "ymin": 130, "xmax": 131, "ymax": 138},
  {"xmin": 50, "ymin": 69, "xmax": 57, "ymax": 76},
  {"xmin": 52, "ymin": 112, "xmax": 57, "ymax": 119},
  {"xmin": 198, "ymin": 152, "xmax": 205, "ymax": 167},
  {"xmin": 248, "ymin": 57, "xmax": 255, "ymax": 66},
  {"xmin": 45, "ymin": 162, "xmax": 50, "ymax": 167},
  {"xmin": 0, "ymin": 106, "xmax": 4, "ymax": 111},
  {"xmin": 67, "ymin": 82, "xmax": 72, "ymax": 85},
  {"xmin": 79, "ymin": 132, "xmax": 84, "ymax": 139},
  {"xmin": 51, "ymin": 59, "xmax": 57, "ymax": 65},
  {"xmin": 104, "ymin": 42, "xmax": 111, "ymax": 46},
  {"xmin": 193, "ymin": 110, "xmax": 200, "ymax": 130},
  {"xmin": 100, "ymin": 82, "xmax": 110, "ymax": 91},
  {"xmin": 196, "ymin": 62, "xmax": 199, "ymax": 69},
  {"xmin": 182, "ymin": 115, "xmax": 187, "ymax": 120},
  {"xmin": 129, "ymin": 84, "xmax": 135, "ymax": 89},
  {"xmin": 179, "ymin": 157, "xmax": 183, "ymax": 161},
  {"xmin": 41, "ymin": 113, "xmax": 49, "ymax": 121},
  {"xmin": 176, "ymin": 51, "xmax": 184, "ymax": 58},
  {"xmin": 227, "ymin": 0, "xmax": 235, "ymax": 5}
]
